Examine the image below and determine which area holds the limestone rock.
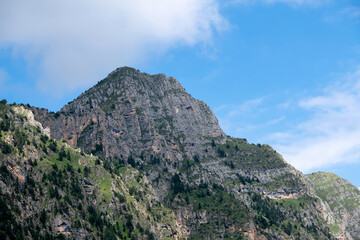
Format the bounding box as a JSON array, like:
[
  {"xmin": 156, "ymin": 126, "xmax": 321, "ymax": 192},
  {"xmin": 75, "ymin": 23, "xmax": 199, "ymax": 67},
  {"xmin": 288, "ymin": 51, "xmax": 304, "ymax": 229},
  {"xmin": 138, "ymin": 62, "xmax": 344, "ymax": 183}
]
[{"xmin": 53, "ymin": 215, "xmax": 72, "ymax": 236}]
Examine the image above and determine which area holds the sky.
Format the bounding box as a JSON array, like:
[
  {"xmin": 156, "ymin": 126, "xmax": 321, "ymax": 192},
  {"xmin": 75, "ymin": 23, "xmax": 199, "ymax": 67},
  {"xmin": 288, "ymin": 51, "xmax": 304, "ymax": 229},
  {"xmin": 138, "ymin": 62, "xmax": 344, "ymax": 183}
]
[{"xmin": 1, "ymin": 0, "xmax": 360, "ymax": 186}]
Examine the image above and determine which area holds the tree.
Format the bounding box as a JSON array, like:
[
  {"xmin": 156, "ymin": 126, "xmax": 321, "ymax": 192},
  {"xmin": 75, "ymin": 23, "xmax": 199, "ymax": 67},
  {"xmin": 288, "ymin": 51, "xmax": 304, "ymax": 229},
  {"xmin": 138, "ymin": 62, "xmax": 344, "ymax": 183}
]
[
  {"xmin": 217, "ymin": 148, "xmax": 226, "ymax": 157},
  {"xmin": 40, "ymin": 209, "xmax": 47, "ymax": 225},
  {"xmin": 91, "ymin": 143, "xmax": 103, "ymax": 155},
  {"xmin": 283, "ymin": 222, "xmax": 293, "ymax": 235},
  {"xmin": 127, "ymin": 155, "xmax": 136, "ymax": 167},
  {"xmin": 58, "ymin": 146, "xmax": 66, "ymax": 161},
  {"xmin": 171, "ymin": 174, "xmax": 184, "ymax": 194},
  {"xmin": 1, "ymin": 141, "xmax": 12, "ymax": 154},
  {"xmin": 84, "ymin": 166, "xmax": 90, "ymax": 177},
  {"xmin": 104, "ymin": 227, "xmax": 117, "ymax": 240},
  {"xmin": 13, "ymin": 129, "xmax": 26, "ymax": 152}
]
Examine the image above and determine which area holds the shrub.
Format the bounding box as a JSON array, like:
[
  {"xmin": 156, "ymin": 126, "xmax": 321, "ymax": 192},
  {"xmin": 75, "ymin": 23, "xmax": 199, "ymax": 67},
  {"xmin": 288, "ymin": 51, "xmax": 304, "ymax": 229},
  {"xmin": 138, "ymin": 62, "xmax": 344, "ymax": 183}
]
[
  {"xmin": 171, "ymin": 174, "xmax": 185, "ymax": 195},
  {"xmin": 217, "ymin": 148, "xmax": 226, "ymax": 157},
  {"xmin": 84, "ymin": 166, "xmax": 90, "ymax": 177},
  {"xmin": 1, "ymin": 141, "xmax": 12, "ymax": 154},
  {"xmin": 13, "ymin": 129, "xmax": 26, "ymax": 152},
  {"xmin": 58, "ymin": 146, "xmax": 66, "ymax": 161},
  {"xmin": 66, "ymin": 163, "xmax": 74, "ymax": 173},
  {"xmin": 103, "ymin": 161, "xmax": 112, "ymax": 173},
  {"xmin": 70, "ymin": 178, "xmax": 83, "ymax": 200},
  {"xmin": 40, "ymin": 209, "xmax": 47, "ymax": 225},
  {"xmin": 127, "ymin": 155, "xmax": 136, "ymax": 167},
  {"xmin": 283, "ymin": 222, "xmax": 293, "ymax": 235},
  {"xmin": 104, "ymin": 227, "xmax": 117, "ymax": 240},
  {"xmin": 114, "ymin": 191, "xmax": 126, "ymax": 203},
  {"xmin": 48, "ymin": 140, "xmax": 57, "ymax": 152},
  {"xmin": 40, "ymin": 135, "xmax": 48, "ymax": 144},
  {"xmin": 49, "ymin": 186, "xmax": 60, "ymax": 199},
  {"xmin": 91, "ymin": 143, "xmax": 103, "ymax": 155}
]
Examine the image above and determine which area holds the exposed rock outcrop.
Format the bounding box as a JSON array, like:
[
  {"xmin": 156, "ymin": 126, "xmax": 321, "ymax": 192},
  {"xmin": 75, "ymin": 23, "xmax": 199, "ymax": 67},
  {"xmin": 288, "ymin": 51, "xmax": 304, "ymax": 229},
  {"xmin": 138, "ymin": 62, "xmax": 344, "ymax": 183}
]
[{"xmin": 54, "ymin": 215, "xmax": 72, "ymax": 236}]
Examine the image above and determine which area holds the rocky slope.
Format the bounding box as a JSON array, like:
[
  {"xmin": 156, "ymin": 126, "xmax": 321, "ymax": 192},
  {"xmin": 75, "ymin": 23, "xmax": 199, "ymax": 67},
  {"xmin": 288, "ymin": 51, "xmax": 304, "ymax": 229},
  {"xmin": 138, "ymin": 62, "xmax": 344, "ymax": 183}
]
[
  {"xmin": 0, "ymin": 103, "xmax": 177, "ymax": 239},
  {"xmin": 1, "ymin": 67, "xmax": 359, "ymax": 239},
  {"xmin": 306, "ymin": 172, "xmax": 360, "ymax": 239}
]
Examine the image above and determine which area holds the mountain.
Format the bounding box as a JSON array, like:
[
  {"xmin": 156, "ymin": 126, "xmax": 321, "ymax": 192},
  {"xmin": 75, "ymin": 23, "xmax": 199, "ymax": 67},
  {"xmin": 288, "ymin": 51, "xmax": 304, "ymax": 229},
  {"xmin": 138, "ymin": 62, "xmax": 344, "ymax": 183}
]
[
  {"xmin": 0, "ymin": 66, "xmax": 359, "ymax": 239},
  {"xmin": 306, "ymin": 172, "xmax": 360, "ymax": 239}
]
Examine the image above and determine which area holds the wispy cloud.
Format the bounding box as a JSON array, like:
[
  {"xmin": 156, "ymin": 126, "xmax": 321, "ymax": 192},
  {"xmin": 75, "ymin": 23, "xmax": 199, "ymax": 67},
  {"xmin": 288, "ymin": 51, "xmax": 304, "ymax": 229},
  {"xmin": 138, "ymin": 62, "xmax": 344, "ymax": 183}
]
[
  {"xmin": 219, "ymin": 97, "xmax": 265, "ymax": 117},
  {"xmin": 0, "ymin": 68, "xmax": 9, "ymax": 87},
  {"xmin": 323, "ymin": 6, "xmax": 360, "ymax": 24},
  {"xmin": 341, "ymin": 7, "xmax": 360, "ymax": 19},
  {"xmin": 215, "ymin": 96, "xmax": 284, "ymax": 140},
  {"xmin": 273, "ymin": 67, "xmax": 360, "ymax": 172},
  {"xmin": 0, "ymin": 0, "xmax": 227, "ymax": 94},
  {"xmin": 264, "ymin": 0, "xmax": 330, "ymax": 6},
  {"xmin": 229, "ymin": 0, "xmax": 331, "ymax": 7}
]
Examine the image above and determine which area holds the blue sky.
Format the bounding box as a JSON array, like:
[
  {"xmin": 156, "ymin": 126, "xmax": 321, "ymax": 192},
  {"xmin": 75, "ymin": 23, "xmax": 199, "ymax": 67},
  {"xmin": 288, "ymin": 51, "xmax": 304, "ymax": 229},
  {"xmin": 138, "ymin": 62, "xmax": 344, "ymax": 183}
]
[{"xmin": 1, "ymin": 0, "xmax": 360, "ymax": 186}]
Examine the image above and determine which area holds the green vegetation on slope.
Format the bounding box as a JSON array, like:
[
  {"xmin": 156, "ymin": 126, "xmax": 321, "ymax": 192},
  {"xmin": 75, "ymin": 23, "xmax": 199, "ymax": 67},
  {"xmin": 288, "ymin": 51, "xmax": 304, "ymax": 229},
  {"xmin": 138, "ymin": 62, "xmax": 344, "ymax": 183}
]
[
  {"xmin": 306, "ymin": 172, "xmax": 360, "ymax": 238},
  {"xmin": 0, "ymin": 101, "xmax": 176, "ymax": 239}
]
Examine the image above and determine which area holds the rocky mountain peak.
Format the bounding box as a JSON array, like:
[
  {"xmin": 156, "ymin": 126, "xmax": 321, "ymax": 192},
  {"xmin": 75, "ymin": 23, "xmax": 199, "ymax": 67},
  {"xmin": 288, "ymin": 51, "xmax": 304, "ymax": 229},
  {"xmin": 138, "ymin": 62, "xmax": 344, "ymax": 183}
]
[{"xmin": 33, "ymin": 66, "xmax": 225, "ymax": 162}]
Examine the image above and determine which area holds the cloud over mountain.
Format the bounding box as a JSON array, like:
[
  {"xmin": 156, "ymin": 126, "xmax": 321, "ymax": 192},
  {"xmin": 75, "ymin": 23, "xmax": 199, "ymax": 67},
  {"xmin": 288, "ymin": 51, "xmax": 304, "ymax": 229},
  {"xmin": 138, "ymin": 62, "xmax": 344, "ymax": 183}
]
[
  {"xmin": 275, "ymin": 67, "xmax": 360, "ymax": 172},
  {"xmin": 0, "ymin": 0, "xmax": 226, "ymax": 93}
]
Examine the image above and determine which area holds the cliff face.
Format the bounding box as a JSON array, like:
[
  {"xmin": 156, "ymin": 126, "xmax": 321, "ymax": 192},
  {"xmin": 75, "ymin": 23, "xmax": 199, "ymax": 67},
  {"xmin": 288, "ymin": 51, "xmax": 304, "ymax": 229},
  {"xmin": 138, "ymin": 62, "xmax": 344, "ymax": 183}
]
[
  {"xmin": 33, "ymin": 67, "xmax": 225, "ymax": 163},
  {"xmin": 306, "ymin": 172, "xmax": 360, "ymax": 240},
  {"xmin": 0, "ymin": 66, "xmax": 352, "ymax": 239}
]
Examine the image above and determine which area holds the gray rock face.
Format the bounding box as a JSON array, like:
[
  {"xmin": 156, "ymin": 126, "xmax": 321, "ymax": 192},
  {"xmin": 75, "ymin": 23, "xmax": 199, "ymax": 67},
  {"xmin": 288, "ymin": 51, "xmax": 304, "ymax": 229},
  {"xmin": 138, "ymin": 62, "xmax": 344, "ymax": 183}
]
[{"xmin": 33, "ymin": 67, "xmax": 225, "ymax": 163}]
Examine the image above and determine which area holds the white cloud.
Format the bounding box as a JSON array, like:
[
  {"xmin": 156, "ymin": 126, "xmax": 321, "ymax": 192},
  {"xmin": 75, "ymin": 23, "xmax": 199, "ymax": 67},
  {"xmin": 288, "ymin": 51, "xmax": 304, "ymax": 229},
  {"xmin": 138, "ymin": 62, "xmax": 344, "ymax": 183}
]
[
  {"xmin": 0, "ymin": 0, "xmax": 227, "ymax": 93},
  {"xmin": 273, "ymin": 67, "xmax": 360, "ymax": 172}
]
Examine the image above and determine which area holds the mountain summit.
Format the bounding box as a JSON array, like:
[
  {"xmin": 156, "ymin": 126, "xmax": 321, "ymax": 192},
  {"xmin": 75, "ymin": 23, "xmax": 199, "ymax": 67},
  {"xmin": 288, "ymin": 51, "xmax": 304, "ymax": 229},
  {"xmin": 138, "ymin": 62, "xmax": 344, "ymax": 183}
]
[{"xmin": 34, "ymin": 67, "xmax": 225, "ymax": 161}]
